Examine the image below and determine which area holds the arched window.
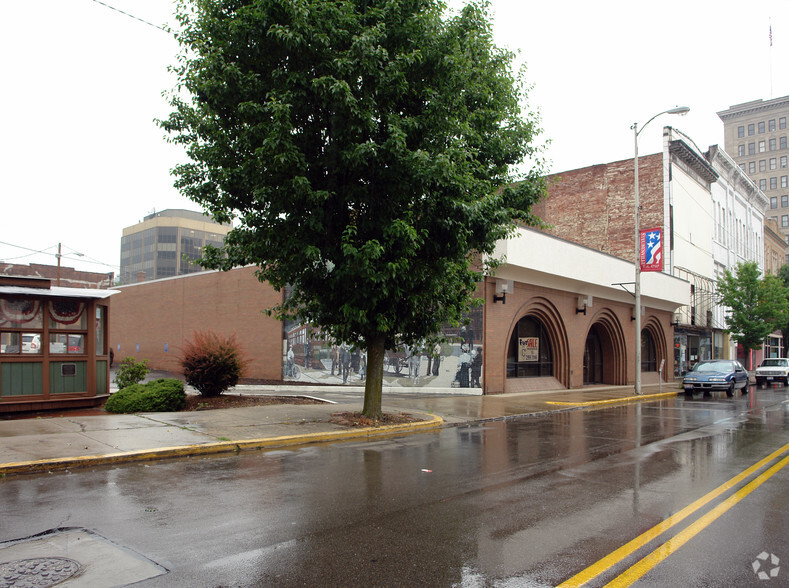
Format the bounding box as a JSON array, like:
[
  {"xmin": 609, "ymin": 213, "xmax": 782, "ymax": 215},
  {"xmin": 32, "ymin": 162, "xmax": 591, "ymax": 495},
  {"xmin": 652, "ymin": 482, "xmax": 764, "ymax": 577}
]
[
  {"xmin": 641, "ymin": 329, "xmax": 657, "ymax": 372},
  {"xmin": 507, "ymin": 316, "xmax": 553, "ymax": 378}
]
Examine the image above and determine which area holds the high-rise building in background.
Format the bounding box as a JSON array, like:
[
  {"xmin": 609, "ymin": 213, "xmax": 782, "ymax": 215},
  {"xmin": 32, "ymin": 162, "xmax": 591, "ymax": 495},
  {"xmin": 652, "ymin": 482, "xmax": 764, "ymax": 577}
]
[
  {"xmin": 119, "ymin": 209, "xmax": 231, "ymax": 284},
  {"xmin": 718, "ymin": 96, "xmax": 789, "ymax": 258}
]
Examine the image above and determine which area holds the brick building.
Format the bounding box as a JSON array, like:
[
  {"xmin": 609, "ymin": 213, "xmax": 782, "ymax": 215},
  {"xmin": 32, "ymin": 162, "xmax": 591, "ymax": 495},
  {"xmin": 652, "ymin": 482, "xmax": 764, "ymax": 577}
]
[
  {"xmin": 0, "ymin": 262, "xmax": 114, "ymax": 289},
  {"xmin": 109, "ymin": 230, "xmax": 687, "ymax": 394},
  {"xmin": 537, "ymin": 127, "xmax": 770, "ymax": 373}
]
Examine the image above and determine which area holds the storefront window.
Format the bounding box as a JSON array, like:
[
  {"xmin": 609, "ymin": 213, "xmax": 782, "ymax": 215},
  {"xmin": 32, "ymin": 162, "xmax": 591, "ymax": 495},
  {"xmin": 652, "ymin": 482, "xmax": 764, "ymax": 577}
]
[
  {"xmin": 48, "ymin": 300, "xmax": 87, "ymax": 330},
  {"xmin": 641, "ymin": 330, "xmax": 657, "ymax": 372},
  {"xmin": 507, "ymin": 316, "xmax": 553, "ymax": 378},
  {"xmin": 0, "ymin": 297, "xmax": 43, "ymax": 329},
  {"xmin": 95, "ymin": 306, "xmax": 106, "ymax": 355},
  {"xmin": 49, "ymin": 333, "xmax": 85, "ymax": 354}
]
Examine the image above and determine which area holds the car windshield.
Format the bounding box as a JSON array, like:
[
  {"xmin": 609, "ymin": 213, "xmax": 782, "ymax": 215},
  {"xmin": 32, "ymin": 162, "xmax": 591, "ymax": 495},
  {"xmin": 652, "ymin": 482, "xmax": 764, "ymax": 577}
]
[
  {"xmin": 692, "ymin": 361, "xmax": 734, "ymax": 373},
  {"xmin": 761, "ymin": 359, "xmax": 788, "ymax": 367}
]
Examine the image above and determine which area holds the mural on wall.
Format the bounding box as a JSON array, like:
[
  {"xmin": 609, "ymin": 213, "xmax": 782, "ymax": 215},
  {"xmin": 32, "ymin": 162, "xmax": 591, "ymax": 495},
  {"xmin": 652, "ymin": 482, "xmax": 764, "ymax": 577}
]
[{"xmin": 282, "ymin": 308, "xmax": 483, "ymax": 388}]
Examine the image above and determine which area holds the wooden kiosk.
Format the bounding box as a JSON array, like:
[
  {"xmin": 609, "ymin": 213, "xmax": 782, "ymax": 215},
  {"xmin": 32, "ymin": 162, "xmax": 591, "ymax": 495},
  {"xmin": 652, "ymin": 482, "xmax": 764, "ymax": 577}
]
[{"xmin": 0, "ymin": 275, "xmax": 117, "ymax": 413}]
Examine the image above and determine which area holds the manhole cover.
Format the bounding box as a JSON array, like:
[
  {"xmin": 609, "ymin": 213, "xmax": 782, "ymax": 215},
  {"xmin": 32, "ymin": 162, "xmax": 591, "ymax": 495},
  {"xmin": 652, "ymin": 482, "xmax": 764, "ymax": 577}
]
[{"xmin": 0, "ymin": 557, "xmax": 81, "ymax": 587}]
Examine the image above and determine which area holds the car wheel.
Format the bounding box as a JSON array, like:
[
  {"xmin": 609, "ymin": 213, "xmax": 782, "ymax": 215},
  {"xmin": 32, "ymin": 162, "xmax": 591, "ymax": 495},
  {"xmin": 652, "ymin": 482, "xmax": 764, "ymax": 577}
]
[
  {"xmin": 726, "ymin": 382, "xmax": 735, "ymax": 397},
  {"xmin": 784, "ymin": 377, "xmax": 789, "ymax": 387}
]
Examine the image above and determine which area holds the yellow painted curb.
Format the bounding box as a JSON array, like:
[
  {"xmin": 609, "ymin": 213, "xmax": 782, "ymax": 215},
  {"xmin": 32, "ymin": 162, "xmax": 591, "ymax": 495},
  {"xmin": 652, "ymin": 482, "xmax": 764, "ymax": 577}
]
[
  {"xmin": 0, "ymin": 414, "xmax": 443, "ymax": 476},
  {"xmin": 545, "ymin": 391, "xmax": 680, "ymax": 407}
]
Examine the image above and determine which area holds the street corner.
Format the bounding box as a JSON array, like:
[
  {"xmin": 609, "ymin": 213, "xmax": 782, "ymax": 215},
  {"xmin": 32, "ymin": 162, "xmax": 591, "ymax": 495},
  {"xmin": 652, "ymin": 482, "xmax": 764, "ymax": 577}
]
[{"xmin": 0, "ymin": 527, "xmax": 167, "ymax": 586}]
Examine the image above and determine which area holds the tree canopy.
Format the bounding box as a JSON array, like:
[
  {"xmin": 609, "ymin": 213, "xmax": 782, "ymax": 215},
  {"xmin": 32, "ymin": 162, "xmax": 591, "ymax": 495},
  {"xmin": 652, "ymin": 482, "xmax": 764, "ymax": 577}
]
[
  {"xmin": 160, "ymin": 0, "xmax": 546, "ymax": 416},
  {"xmin": 716, "ymin": 261, "xmax": 789, "ymax": 369}
]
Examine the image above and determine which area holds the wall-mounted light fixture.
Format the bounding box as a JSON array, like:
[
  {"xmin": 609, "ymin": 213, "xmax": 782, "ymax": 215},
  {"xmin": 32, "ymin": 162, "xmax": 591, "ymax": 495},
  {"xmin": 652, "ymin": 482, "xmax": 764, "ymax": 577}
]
[
  {"xmin": 493, "ymin": 279, "xmax": 513, "ymax": 304},
  {"xmin": 576, "ymin": 295, "xmax": 593, "ymax": 315}
]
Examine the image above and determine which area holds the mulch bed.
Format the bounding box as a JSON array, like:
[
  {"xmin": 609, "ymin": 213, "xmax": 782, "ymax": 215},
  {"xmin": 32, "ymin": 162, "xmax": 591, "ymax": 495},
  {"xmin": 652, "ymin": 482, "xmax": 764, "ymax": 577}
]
[{"xmin": 185, "ymin": 394, "xmax": 420, "ymax": 427}]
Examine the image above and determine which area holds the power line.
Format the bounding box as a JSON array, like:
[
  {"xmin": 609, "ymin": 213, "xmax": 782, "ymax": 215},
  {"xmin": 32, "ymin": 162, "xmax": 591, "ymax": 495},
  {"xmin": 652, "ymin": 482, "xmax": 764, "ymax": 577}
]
[{"xmin": 90, "ymin": 0, "xmax": 169, "ymax": 33}]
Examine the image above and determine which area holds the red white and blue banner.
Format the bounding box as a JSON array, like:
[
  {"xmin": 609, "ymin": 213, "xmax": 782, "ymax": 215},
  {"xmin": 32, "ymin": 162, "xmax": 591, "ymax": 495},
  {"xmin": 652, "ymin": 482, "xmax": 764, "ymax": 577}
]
[{"xmin": 640, "ymin": 227, "xmax": 663, "ymax": 272}]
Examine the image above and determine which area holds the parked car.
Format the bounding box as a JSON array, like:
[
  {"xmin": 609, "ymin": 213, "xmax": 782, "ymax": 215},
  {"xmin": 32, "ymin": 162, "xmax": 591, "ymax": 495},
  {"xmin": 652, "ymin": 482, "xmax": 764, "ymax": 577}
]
[
  {"xmin": 754, "ymin": 358, "xmax": 789, "ymax": 386},
  {"xmin": 21, "ymin": 334, "xmax": 41, "ymax": 354},
  {"xmin": 682, "ymin": 359, "xmax": 749, "ymax": 396}
]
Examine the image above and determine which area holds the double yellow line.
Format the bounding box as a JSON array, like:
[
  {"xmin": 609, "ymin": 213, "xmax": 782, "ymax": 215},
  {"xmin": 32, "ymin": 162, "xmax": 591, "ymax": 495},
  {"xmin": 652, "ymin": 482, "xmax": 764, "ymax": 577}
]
[{"xmin": 558, "ymin": 442, "xmax": 789, "ymax": 587}]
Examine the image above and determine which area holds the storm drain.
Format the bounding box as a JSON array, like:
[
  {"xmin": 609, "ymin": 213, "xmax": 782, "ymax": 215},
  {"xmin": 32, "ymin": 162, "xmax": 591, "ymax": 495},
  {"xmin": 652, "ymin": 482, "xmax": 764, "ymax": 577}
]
[{"xmin": 0, "ymin": 557, "xmax": 81, "ymax": 587}]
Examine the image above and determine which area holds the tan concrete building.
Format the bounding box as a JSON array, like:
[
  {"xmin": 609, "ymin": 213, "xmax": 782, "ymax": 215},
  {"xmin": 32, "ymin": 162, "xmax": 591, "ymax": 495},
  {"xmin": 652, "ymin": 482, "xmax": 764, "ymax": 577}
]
[
  {"xmin": 119, "ymin": 209, "xmax": 231, "ymax": 284},
  {"xmin": 718, "ymin": 96, "xmax": 789, "ymax": 258}
]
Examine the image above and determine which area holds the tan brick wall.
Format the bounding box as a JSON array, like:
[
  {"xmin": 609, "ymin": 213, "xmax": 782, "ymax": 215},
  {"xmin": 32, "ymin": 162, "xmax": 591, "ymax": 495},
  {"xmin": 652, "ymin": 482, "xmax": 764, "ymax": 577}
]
[
  {"xmin": 483, "ymin": 277, "xmax": 673, "ymax": 395},
  {"xmin": 110, "ymin": 266, "xmax": 283, "ymax": 379}
]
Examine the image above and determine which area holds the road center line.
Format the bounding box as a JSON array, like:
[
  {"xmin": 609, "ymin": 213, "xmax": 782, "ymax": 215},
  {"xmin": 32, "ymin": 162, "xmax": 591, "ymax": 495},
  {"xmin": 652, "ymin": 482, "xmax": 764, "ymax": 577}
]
[
  {"xmin": 605, "ymin": 454, "xmax": 789, "ymax": 587},
  {"xmin": 557, "ymin": 442, "xmax": 789, "ymax": 587}
]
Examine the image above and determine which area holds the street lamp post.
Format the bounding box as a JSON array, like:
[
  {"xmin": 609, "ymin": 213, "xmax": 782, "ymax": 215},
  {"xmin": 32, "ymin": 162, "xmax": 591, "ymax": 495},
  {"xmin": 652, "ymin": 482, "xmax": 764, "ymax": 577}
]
[{"xmin": 632, "ymin": 106, "xmax": 689, "ymax": 394}]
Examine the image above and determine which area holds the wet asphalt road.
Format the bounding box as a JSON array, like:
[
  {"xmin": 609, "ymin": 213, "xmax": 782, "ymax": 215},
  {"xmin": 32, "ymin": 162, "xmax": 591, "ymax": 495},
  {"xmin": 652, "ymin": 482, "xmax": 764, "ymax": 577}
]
[{"xmin": 2, "ymin": 386, "xmax": 787, "ymax": 587}]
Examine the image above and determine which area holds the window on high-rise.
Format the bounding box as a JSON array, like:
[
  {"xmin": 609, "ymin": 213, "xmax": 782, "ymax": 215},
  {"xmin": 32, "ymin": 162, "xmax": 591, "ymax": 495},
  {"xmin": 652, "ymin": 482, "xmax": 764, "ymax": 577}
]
[
  {"xmin": 771, "ymin": 196, "xmax": 778, "ymax": 209},
  {"xmin": 738, "ymin": 125, "xmax": 745, "ymax": 137},
  {"xmin": 750, "ymin": 161, "xmax": 757, "ymax": 174},
  {"xmin": 780, "ymin": 118, "xmax": 787, "ymax": 130},
  {"xmin": 782, "ymin": 215, "xmax": 788, "ymax": 227},
  {"xmin": 759, "ymin": 140, "xmax": 766, "ymax": 153},
  {"xmin": 771, "ymin": 158, "xmax": 777, "ymax": 170},
  {"xmin": 749, "ymin": 143, "xmax": 756, "ymax": 155},
  {"xmin": 782, "ymin": 156, "xmax": 788, "ymax": 168},
  {"xmin": 782, "ymin": 176, "xmax": 788, "ymax": 188},
  {"xmin": 738, "ymin": 145, "xmax": 745, "ymax": 157},
  {"xmin": 760, "ymin": 160, "xmax": 767, "ymax": 172},
  {"xmin": 770, "ymin": 177, "xmax": 777, "ymax": 190},
  {"xmin": 748, "ymin": 123, "xmax": 755, "ymax": 135},
  {"xmin": 760, "ymin": 179, "xmax": 767, "ymax": 190},
  {"xmin": 759, "ymin": 121, "xmax": 766, "ymax": 133},
  {"xmin": 781, "ymin": 137, "xmax": 788, "ymax": 149},
  {"xmin": 783, "ymin": 195, "xmax": 788, "ymax": 207},
  {"xmin": 740, "ymin": 163, "xmax": 746, "ymax": 172},
  {"xmin": 770, "ymin": 138, "xmax": 777, "ymax": 150},
  {"xmin": 770, "ymin": 119, "xmax": 777, "ymax": 132}
]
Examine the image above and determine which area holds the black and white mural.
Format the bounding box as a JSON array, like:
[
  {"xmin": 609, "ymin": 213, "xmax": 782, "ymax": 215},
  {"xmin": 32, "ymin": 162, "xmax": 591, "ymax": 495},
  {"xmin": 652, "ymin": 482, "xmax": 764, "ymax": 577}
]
[{"xmin": 282, "ymin": 308, "xmax": 483, "ymax": 389}]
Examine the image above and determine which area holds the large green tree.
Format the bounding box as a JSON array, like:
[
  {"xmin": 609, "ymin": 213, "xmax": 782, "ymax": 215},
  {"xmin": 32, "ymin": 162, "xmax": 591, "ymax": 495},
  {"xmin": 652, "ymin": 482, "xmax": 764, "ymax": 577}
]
[
  {"xmin": 160, "ymin": 0, "xmax": 546, "ymax": 417},
  {"xmin": 717, "ymin": 261, "xmax": 789, "ymax": 369}
]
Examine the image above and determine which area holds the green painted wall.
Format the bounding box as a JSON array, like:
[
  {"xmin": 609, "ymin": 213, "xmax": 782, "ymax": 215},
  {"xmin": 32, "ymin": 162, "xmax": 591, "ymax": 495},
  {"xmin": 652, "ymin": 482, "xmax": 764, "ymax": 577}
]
[
  {"xmin": 1, "ymin": 363, "xmax": 44, "ymax": 396},
  {"xmin": 49, "ymin": 362, "xmax": 88, "ymax": 394}
]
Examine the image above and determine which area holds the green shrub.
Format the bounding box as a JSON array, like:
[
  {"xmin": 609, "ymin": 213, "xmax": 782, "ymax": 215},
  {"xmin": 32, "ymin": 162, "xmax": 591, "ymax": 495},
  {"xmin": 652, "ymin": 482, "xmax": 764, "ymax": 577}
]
[
  {"xmin": 114, "ymin": 356, "xmax": 150, "ymax": 390},
  {"xmin": 180, "ymin": 331, "xmax": 248, "ymax": 397},
  {"xmin": 105, "ymin": 379, "xmax": 186, "ymax": 413}
]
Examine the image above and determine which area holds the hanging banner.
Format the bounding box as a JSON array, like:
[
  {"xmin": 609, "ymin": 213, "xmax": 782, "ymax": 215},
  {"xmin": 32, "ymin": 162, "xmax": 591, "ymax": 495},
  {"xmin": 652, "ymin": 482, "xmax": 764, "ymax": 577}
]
[{"xmin": 640, "ymin": 227, "xmax": 663, "ymax": 272}]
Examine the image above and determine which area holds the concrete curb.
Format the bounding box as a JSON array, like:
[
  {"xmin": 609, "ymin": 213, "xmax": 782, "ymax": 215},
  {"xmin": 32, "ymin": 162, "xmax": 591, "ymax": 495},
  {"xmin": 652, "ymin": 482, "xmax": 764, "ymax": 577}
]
[
  {"xmin": 545, "ymin": 390, "xmax": 681, "ymax": 407},
  {"xmin": 0, "ymin": 414, "xmax": 444, "ymax": 476}
]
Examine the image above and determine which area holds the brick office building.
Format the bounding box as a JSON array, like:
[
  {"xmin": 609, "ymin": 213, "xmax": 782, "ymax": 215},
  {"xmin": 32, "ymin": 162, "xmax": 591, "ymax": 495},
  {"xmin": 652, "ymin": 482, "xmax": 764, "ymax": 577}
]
[{"xmin": 109, "ymin": 230, "xmax": 687, "ymax": 395}]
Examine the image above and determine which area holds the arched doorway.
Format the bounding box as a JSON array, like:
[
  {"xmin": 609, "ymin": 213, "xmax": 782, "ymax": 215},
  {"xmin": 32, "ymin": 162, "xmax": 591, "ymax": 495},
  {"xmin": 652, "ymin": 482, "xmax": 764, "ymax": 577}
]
[
  {"xmin": 506, "ymin": 315, "xmax": 554, "ymax": 378},
  {"xmin": 583, "ymin": 310, "xmax": 628, "ymax": 386},
  {"xmin": 642, "ymin": 328, "xmax": 657, "ymax": 372},
  {"xmin": 584, "ymin": 324, "xmax": 604, "ymax": 384},
  {"xmin": 642, "ymin": 317, "xmax": 669, "ymax": 381}
]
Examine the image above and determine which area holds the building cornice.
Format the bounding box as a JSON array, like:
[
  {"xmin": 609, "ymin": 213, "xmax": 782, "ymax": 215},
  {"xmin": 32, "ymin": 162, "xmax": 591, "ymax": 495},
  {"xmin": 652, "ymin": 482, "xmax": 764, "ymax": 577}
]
[
  {"xmin": 717, "ymin": 95, "xmax": 789, "ymax": 121},
  {"xmin": 669, "ymin": 139, "xmax": 718, "ymax": 184}
]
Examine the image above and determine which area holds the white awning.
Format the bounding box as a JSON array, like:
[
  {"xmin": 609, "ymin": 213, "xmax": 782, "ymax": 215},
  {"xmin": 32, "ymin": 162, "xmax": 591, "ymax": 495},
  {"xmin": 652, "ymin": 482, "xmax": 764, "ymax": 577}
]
[{"xmin": 0, "ymin": 286, "xmax": 119, "ymax": 299}]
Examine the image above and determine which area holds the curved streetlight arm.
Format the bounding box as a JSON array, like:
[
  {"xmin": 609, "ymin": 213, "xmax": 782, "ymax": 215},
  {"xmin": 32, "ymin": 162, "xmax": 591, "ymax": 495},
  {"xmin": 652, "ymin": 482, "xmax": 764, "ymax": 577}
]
[
  {"xmin": 634, "ymin": 106, "xmax": 690, "ymax": 137},
  {"xmin": 632, "ymin": 105, "xmax": 690, "ymax": 395}
]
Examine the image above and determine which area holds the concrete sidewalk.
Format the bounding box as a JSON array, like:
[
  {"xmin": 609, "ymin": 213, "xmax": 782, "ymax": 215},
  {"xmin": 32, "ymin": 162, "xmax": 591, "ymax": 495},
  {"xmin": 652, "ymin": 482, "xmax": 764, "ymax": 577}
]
[{"xmin": 0, "ymin": 383, "xmax": 681, "ymax": 476}]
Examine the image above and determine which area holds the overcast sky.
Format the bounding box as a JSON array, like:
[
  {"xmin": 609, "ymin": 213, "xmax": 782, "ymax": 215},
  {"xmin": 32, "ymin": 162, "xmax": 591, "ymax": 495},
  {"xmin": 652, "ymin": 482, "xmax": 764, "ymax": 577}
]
[{"xmin": 2, "ymin": 0, "xmax": 788, "ymax": 276}]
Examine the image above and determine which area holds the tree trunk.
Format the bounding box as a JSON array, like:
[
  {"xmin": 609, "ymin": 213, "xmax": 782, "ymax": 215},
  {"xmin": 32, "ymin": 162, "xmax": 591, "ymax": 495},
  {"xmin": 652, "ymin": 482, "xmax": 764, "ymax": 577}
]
[{"xmin": 362, "ymin": 334, "xmax": 386, "ymax": 419}]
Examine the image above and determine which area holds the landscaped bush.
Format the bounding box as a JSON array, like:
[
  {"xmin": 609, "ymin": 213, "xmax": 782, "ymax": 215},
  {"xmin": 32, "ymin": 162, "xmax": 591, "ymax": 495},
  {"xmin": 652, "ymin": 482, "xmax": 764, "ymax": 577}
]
[
  {"xmin": 114, "ymin": 356, "xmax": 150, "ymax": 390},
  {"xmin": 105, "ymin": 379, "xmax": 186, "ymax": 413},
  {"xmin": 180, "ymin": 331, "xmax": 248, "ymax": 397}
]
